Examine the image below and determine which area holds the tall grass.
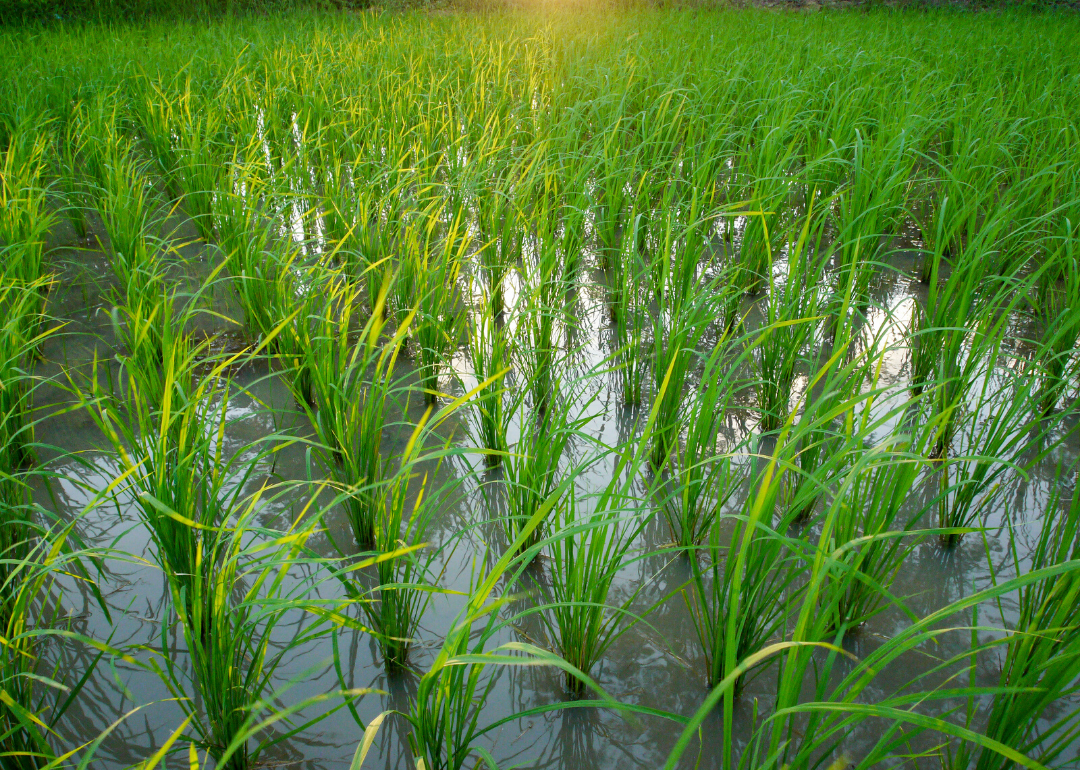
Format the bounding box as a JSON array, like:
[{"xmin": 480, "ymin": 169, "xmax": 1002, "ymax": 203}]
[
  {"xmin": 303, "ymin": 277, "xmax": 408, "ymax": 551},
  {"xmin": 3, "ymin": 9, "xmax": 1080, "ymax": 769},
  {"xmin": 951, "ymin": 480, "xmax": 1080, "ymax": 770},
  {"xmin": 0, "ymin": 518, "xmax": 108, "ymax": 770},
  {"xmin": 684, "ymin": 438, "xmax": 804, "ymax": 694}
]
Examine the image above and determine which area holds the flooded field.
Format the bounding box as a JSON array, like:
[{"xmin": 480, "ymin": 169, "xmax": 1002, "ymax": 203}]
[{"xmin": 2, "ymin": 7, "xmax": 1080, "ymax": 770}]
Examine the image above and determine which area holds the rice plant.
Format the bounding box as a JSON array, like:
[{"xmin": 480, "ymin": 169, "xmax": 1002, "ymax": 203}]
[
  {"xmin": 154, "ymin": 490, "xmax": 342, "ymax": 770},
  {"xmin": 754, "ymin": 207, "xmax": 824, "ymax": 434},
  {"xmin": 609, "ymin": 219, "xmax": 651, "ymax": 407},
  {"xmin": 532, "ymin": 481, "xmax": 656, "ymax": 697},
  {"xmin": 0, "ymin": 517, "xmax": 108, "ymax": 770},
  {"xmin": 303, "ymin": 277, "xmax": 409, "ymax": 551},
  {"xmin": 662, "ymin": 321, "xmax": 750, "ymax": 547},
  {"xmin": 0, "ymin": 280, "xmax": 55, "ymax": 469},
  {"xmin": 0, "ymin": 116, "xmax": 54, "ymax": 289},
  {"xmin": 465, "ymin": 287, "xmax": 511, "ymax": 465},
  {"xmin": 934, "ymin": 364, "xmax": 1044, "ymax": 548},
  {"xmin": 502, "ymin": 386, "xmax": 588, "ymax": 557},
  {"xmin": 1034, "ymin": 244, "xmax": 1080, "ymax": 416},
  {"xmin": 411, "ymin": 209, "xmax": 466, "ymax": 405},
  {"xmin": 947, "ymin": 478, "xmax": 1080, "ymax": 770},
  {"xmin": 684, "ymin": 438, "xmax": 805, "ymax": 694},
  {"xmin": 474, "ymin": 165, "xmax": 523, "ymax": 317},
  {"xmin": 648, "ymin": 256, "xmax": 717, "ymax": 468},
  {"xmin": 817, "ymin": 435, "xmax": 930, "ymax": 632},
  {"xmin": 212, "ymin": 156, "xmax": 286, "ymax": 343}
]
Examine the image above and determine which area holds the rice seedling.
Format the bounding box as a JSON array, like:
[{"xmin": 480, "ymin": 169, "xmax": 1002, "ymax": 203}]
[
  {"xmin": 0, "ymin": 279, "xmax": 55, "ymax": 470},
  {"xmin": 152, "ymin": 489, "xmax": 350, "ymax": 770},
  {"xmin": 646, "ymin": 213, "xmax": 719, "ymax": 467},
  {"xmin": 473, "ymin": 168, "xmax": 522, "ymax": 317},
  {"xmin": 0, "ymin": 516, "xmax": 111, "ymax": 770},
  {"xmin": 76, "ymin": 107, "xmax": 166, "ymax": 293},
  {"xmin": 829, "ymin": 126, "xmax": 917, "ymax": 325},
  {"xmin": 303, "ymin": 277, "xmax": 409, "ymax": 552},
  {"xmin": 668, "ymin": 535, "xmax": 1080, "ymax": 770},
  {"xmin": 662, "ymin": 319, "xmax": 750, "ymax": 547},
  {"xmin": 360, "ymin": 458, "xmax": 440, "ymax": 670},
  {"xmin": 1, "ymin": 116, "xmax": 55, "ymax": 290},
  {"xmin": 411, "ymin": 209, "xmax": 467, "ymax": 406},
  {"xmin": 946, "ymin": 478, "xmax": 1080, "ymax": 770},
  {"xmin": 211, "ymin": 158, "xmax": 285, "ymax": 343},
  {"xmin": 592, "ymin": 125, "xmax": 638, "ymax": 269},
  {"xmin": 684, "ymin": 436, "xmax": 805, "ymax": 695},
  {"xmin": 531, "ymin": 482, "xmax": 655, "ymax": 697},
  {"xmin": 607, "ymin": 215, "xmax": 651, "ymax": 407},
  {"xmin": 909, "ymin": 248, "xmax": 980, "ymax": 402},
  {"xmin": 399, "ymin": 494, "xmax": 649, "ymax": 770},
  {"xmin": 465, "ymin": 286, "xmax": 510, "ymax": 465},
  {"xmin": 754, "ymin": 208, "xmax": 824, "ymax": 434},
  {"xmin": 915, "ymin": 118, "xmax": 1009, "ymax": 285},
  {"xmin": 1033, "ymin": 243, "xmax": 1080, "ymax": 416},
  {"xmin": 172, "ymin": 108, "xmax": 227, "ymax": 242},
  {"xmin": 933, "ymin": 363, "xmax": 1045, "ymax": 548},
  {"xmin": 272, "ymin": 253, "xmax": 331, "ymax": 409},
  {"xmin": 734, "ymin": 116, "xmax": 801, "ymax": 296},
  {"xmin": 501, "ymin": 384, "xmax": 589, "ymax": 558},
  {"xmin": 817, "ymin": 434, "xmax": 930, "ymax": 632}
]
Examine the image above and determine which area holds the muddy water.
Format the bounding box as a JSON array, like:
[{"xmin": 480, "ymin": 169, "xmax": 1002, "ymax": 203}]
[{"xmin": 29, "ymin": 204, "xmax": 1080, "ymax": 769}]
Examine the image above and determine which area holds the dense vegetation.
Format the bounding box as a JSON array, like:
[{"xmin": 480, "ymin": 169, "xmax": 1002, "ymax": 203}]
[{"xmin": 2, "ymin": 6, "xmax": 1080, "ymax": 769}]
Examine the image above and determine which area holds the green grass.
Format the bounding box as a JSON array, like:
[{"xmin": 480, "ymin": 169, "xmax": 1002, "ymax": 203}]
[{"xmin": 2, "ymin": 6, "xmax": 1080, "ymax": 770}]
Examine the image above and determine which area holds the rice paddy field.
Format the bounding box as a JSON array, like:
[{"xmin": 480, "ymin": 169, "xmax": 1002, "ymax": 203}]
[{"xmin": 3, "ymin": 5, "xmax": 1080, "ymax": 769}]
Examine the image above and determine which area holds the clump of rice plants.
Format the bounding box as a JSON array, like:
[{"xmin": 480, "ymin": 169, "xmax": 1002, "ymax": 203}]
[
  {"xmin": 609, "ymin": 221, "xmax": 651, "ymax": 407},
  {"xmin": 212, "ymin": 157, "xmax": 286, "ymax": 343},
  {"xmin": 754, "ymin": 208, "xmax": 824, "ymax": 434},
  {"xmin": 303, "ymin": 277, "xmax": 409, "ymax": 551},
  {"xmin": 533, "ymin": 480, "xmax": 656, "ymax": 697},
  {"xmin": 411, "ymin": 208, "xmax": 466, "ymax": 405},
  {"xmin": 646, "ymin": 214, "xmax": 718, "ymax": 468},
  {"xmin": 75, "ymin": 102, "xmax": 165, "ymax": 290},
  {"xmin": 662, "ymin": 322, "xmax": 749, "ymax": 547},
  {"xmin": 474, "ymin": 165, "xmax": 523, "ymax": 317},
  {"xmin": 0, "ymin": 517, "xmax": 107, "ymax": 770},
  {"xmin": 684, "ymin": 441, "xmax": 804, "ymax": 694},
  {"xmin": 502, "ymin": 386, "xmax": 587, "ymax": 557},
  {"xmin": 465, "ymin": 286, "xmax": 511, "ymax": 465},
  {"xmin": 828, "ymin": 126, "xmax": 916, "ymax": 334},
  {"xmin": 0, "ymin": 280, "xmax": 54, "ymax": 469},
  {"xmin": 1033, "ymin": 245, "xmax": 1080, "ymax": 416},
  {"xmin": 933, "ymin": 363, "xmax": 1045, "ymax": 548},
  {"xmin": 818, "ymin": 435, "xmax": 930, "ymax": 632},
  {"xmin": 948, "ymin": 479, "xmax": 1080, "ymax": 770},
  {"xmin": 0, "ymin": 118, "xmax": 55, "ymax": 352}
]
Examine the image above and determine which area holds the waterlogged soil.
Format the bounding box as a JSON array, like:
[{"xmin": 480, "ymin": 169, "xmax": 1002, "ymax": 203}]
[{"xmin": 31, "ymin": 203, "xmax": 1080, "ymax": 769}]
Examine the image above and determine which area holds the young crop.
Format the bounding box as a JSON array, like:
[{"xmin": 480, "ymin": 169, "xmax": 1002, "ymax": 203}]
[
  {"xmin": 303, "ymin": 277, "xmax": 409, "ymax": 551},
  {"xmin": 532, "ymin": 482, "xmax": 656, "ymax": 697},
  {"xmin": 4, "ymin": 9, "xmax": 1080, "ymax": 770},
  {"xmin": 465, "ymin": 290, "xmax": 510, "ymax": 465},
  {"xmin": 818, "ymin": 437, "xmax": 929, "ymax": 632},
  {"xmin": 1034, "ymin": 244, "xmax": 1080, "ymax": 416},
  {"xmin": 501, "ymin": 387, "xmax": 589, "ymax": 558},
  {"xmin": 662, "ymin": 322, "xmax": 750, "ymax": 547},
  {"xmin": 411, "ymin": 209, "xmax": 466, "ymax": 406},
  {"xmin": 0, "ymin": 517, "xmax": 106, "ymax": 770},
  {"xmin": 684, "ymin": 441, "xmax": 804, "ymax": 695},
  {"xmin": 953, "ymin": 481, "xmax": 1080, "ymax": 770}
]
